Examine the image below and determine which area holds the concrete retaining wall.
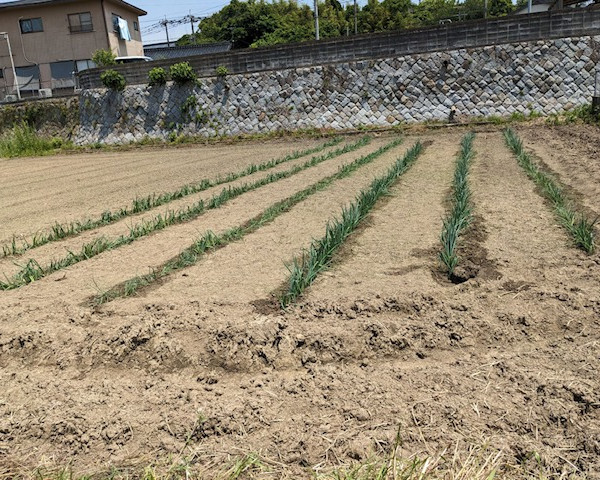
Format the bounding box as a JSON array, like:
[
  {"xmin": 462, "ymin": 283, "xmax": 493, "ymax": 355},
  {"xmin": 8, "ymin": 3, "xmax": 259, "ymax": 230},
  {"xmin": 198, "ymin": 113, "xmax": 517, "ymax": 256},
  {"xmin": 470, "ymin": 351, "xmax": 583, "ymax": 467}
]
[{"xmin": 78, "ymin": 8, "xmax": 600, "ymax": 90}]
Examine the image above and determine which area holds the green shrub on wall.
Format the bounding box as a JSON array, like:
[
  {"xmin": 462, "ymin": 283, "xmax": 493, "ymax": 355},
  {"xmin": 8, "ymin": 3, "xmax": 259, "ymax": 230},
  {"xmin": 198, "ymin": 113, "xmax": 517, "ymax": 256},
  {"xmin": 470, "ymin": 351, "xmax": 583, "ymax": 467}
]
[
  {"xmin": 148, "ymin": 67, "xmax": 168, "ymax": 86},
  {"xmin": 92, "ymin": 49, "xmax": 116, "ymax": 67},
  {"xmin": 170, "ymin": 62, "xmax": 196, "ymax": 85},
  {"xmin": 101, "ymin": 69, "xmax": 126, "ymax": 92},
  {"xmin": 215, "ymin": 65, "xmax": 229, "ymax": 77}
]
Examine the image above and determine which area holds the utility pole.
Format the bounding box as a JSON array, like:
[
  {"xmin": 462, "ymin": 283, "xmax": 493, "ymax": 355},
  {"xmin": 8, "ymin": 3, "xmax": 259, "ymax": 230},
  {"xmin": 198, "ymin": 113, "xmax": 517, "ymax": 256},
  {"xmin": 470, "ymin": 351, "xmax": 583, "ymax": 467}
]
[
  {"xmin": 314, "ymin": 0, "xmax": 320, "ymax": 40},
  {"xmin": 189, "ymin": 13, "xmax": 195, "ymax": 35},
  {"xmin": 0, "ymin": 32, "xmax": 20, "ymax": 100},
  {"xmin": 161, "ymin": 17, "xmax": 170, "ymax": 47},
  {"xmin": 354, "ymin": 0, "xmax": 358, "ymax": 35}
]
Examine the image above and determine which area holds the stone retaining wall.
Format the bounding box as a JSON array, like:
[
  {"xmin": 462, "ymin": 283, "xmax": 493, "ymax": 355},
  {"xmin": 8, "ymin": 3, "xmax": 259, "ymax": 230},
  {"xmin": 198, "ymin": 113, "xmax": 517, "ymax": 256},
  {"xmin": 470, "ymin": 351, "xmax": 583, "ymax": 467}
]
[
  {"xmin": 0, "ymin": 97, "xmax": 79, "ymax": 138},
  {"xmin": 76, "ymin": 36, "xmax": 599, "ymax": 145}
]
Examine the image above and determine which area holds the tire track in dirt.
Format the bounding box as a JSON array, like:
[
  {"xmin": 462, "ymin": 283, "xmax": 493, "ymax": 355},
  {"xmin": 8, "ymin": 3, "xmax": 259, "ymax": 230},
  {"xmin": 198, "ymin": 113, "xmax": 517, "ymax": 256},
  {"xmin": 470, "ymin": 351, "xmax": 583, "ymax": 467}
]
[
  {"xmin": 0, "ymin": 139, "xmax": 354, "ymax": 277},
  {"xmin": 304, "ymin": 132, "xmax": 460, "ymax": 301},
  {"xmin": 0, "ymin": 138, "xmax": 393, "ymax": 312},
  {"xmin": 0, "ymin": 139, "xmax": 324, "ymax": 242}
]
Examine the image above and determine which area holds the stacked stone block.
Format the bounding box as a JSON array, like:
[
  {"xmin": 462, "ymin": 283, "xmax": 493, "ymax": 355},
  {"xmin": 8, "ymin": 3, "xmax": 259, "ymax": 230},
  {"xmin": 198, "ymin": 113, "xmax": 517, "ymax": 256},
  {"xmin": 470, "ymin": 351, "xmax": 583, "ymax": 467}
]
[{"xmin": 76, "ymin": 36, "xmax": 599, "ymax": 145}]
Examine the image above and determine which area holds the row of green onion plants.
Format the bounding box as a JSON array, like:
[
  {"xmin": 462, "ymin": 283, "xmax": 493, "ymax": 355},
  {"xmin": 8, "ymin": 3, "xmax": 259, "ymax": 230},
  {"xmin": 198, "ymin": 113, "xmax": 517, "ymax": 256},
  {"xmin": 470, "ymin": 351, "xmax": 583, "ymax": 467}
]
[
  {"xmin": 0, "ymin": 137, "xmax": 344, "ymax": 258},
  {"xmin": 439, "ymin": 132, "xmax": 476, "ymax": 277},
  {"xmin": 504, "ymin": 128, "xmax": 596, "ymax": 254},
  {"xmin": 279, "ymin": 141, "xmax": 424, "ymax": 307},
  {"xmin": 0, "ymin": 137, "xmax": 369, "ymax": 291},
  {"xmin": 93, "ymin": 138, "xmax": 407, "ymax": 304}
]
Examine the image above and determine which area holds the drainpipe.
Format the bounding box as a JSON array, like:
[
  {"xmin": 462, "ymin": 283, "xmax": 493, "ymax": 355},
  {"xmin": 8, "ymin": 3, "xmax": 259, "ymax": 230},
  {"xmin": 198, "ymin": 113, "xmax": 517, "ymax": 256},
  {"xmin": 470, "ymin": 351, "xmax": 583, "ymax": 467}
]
[
  {"xmin": 100, "ymin": 0, "xmax": 111, "ymax": 53},
  {"xmin": 592, "ymin": 70, "xmax": 600, "ymax": 117},
  {"xmin": 0, "ymin": 32, "xmax": 21, "ymax": 100}
]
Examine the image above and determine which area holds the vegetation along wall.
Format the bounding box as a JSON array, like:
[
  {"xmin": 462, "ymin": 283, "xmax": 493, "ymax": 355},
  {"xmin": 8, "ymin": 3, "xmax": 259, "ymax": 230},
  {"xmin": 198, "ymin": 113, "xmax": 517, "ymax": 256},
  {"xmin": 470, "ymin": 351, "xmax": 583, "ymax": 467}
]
[
  {"xmin": 76, "ymin": 35, "xmax": 599, "ymax": 144},
  {"xmin": 0, "ymin": 98, "xmax": 79, "ymax": 138}
]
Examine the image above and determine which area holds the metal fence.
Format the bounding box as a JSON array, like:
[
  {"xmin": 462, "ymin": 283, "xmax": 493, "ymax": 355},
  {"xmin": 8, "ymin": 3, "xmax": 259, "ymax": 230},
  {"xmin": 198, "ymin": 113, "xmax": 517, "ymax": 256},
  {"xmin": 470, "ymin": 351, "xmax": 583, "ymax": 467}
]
[{"xmin": 79, "ymin": 8, "xmax": 600, "ymax": 90}]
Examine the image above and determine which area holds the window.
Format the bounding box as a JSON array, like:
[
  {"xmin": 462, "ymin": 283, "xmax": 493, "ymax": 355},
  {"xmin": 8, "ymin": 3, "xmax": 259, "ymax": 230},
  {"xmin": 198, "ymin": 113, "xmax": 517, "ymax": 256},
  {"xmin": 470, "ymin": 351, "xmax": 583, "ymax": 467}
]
[
  {"xmin": 75, "ymin": 59, "xmax": 96, "ymax": 73},
  {"xmin": 19, "ymin": 18, "xmax": 43, "ymax": 34},
  {"xmin": 50, "ymin": 61, "xmax": 75, "ymax": 89},
  {"xmin": 133, "ymin": 21, "xmax": 139, "ymax": 31},
  {"xmin": 112, "ymin": 14, "xmax": 120, "ymax": 32},
  {"xmin": 15, "ymin": 65, "xmax": 40, "ymax": 91},
  {"xmin": 0, "ymin": 70, "xmax": 4, "ymax": 79},
  {"xmin": 68, "ymin": 12, "xmax": 93, "ymax": 33}
]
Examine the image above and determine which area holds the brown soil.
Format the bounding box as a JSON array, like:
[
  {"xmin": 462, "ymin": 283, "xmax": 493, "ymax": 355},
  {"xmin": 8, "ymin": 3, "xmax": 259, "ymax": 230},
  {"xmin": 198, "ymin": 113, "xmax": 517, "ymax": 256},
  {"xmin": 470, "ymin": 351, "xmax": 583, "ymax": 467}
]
[
  {"xmin": 1, "ymin": 128, "xmax": 599, "ymax": 479},
  {"xmin": 0, "ymin": 138, "xmax": 324, "ymax": 243},
  {"xmin": 0, "ymin": 138, "xmax": 352, "ymax": 278},
  {"xmin": 517, "ymin": 123, "xmax": 600, "ymax": 218}
]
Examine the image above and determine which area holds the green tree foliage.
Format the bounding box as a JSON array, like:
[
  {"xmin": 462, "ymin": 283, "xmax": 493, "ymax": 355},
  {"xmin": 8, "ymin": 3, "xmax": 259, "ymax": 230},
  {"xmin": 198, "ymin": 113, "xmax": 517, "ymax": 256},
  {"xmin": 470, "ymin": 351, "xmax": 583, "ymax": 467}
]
[
  {"xmin": 488, "ymin": 0, "xmax": 513, "ymax": 17},
  {"xmin": 414, "ymin": 0, "xmax": 458, "ymax": 25},
  {"xmin": 91, "ymin": 49, "xmax": 116, "ymax": 67},
  {"xmin": 178, "ymin": 0, "xmax": 514, "ymax": 49}
]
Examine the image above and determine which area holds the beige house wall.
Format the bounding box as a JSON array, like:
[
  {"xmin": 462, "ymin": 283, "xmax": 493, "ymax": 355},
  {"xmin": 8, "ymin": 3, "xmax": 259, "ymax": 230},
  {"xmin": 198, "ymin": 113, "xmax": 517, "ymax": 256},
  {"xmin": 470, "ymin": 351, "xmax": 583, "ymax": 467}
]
[
  {"xmin": 102, "ymin": 2, "xmax": 144, "ymax": 57},
  {"xmin": 0, "ymin": 0, "xmax": 144, "ymax": 98}
]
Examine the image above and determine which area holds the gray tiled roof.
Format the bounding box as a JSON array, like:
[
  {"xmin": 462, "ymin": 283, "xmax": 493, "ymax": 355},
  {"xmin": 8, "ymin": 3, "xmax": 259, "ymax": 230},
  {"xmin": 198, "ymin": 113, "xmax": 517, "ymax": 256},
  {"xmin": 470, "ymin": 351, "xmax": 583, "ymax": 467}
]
[{"xmin": 144, "ymin": 42, "xmax": 232, "ymax": 60}]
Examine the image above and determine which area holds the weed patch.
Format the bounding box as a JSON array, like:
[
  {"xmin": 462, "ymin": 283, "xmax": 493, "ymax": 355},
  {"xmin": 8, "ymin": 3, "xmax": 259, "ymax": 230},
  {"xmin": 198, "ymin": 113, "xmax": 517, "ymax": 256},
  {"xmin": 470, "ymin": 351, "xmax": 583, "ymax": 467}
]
[{"xmin": 0, "ymin": 122, "xmax": 64, "ymax": 158}]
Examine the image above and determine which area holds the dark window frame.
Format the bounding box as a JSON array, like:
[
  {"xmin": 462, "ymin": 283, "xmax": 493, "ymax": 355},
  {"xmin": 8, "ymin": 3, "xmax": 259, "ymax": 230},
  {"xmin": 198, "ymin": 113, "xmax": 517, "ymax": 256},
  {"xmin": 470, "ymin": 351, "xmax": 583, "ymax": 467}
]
[
  {"xmin": 74, "ymin": 59, "xmax": 96, "ymax": 73},
  {"xmin": 133, "ymin": 20, "xmax": 139, "ymax": 31},
  {"xmin": 14, "ymin": 65, "xmax": 40, "ymax": 91},
  {"xmin": 112, "ymin": 13, "xmax": 121, "ymax": 32},
  {"xmin": 68, "ymin": 12, "xmax": 93, "ymax": 33},
  {"xmin": 19, "ymin": 17, "xmax": 44, "ymax": 34}
]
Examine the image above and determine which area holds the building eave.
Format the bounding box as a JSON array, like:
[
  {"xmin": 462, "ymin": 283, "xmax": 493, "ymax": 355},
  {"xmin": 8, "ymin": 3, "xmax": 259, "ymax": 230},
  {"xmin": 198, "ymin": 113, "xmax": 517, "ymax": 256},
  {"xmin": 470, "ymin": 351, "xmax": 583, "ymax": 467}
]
[{"xmin": 0, "ymin": 0, "xmax": 147, "ymax": 16}]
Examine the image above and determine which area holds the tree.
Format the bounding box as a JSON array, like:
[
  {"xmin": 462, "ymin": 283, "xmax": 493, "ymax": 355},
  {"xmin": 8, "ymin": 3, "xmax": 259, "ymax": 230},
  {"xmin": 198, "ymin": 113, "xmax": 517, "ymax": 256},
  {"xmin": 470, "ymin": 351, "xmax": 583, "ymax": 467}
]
[
  {"xmin": 359, "ymin": 0, "xmax": 390, "ymax": 33},
  {"xmin": 175, "ymin": 0, "xmax": 514, "ymax": 49},
  {"xmin": 382, "ymin": 0, "xmax": 419, "ymax": 29},
  {"xmin": 489, "ymin": 0, "xmax": 514, "ymax": 17},
  {"xmin": 414, "ymin": 0, "xmax": 457, "ymax": 25},
  {"xmin": 460, "ymin": 0, "xmax": 485, "ymax": 20},
  {"xmin": 91, "ymin": 49, "xmax": 116, "ymax": 66}
]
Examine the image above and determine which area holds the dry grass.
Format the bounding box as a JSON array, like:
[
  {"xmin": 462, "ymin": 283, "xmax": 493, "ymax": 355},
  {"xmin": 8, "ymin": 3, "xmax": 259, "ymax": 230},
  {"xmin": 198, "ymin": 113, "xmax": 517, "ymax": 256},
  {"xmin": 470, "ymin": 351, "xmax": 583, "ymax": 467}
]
[{"xmin": 1, "ymin": 438, "xmax": 588, "ymax": 480}]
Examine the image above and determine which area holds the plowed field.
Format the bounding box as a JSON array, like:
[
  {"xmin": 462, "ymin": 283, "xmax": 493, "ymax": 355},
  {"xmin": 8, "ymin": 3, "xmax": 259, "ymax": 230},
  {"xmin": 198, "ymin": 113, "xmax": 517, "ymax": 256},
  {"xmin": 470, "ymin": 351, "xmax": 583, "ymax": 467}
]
[{"xmin": 0, "ymin": 127, "xmax": 599, "ymax": 479}]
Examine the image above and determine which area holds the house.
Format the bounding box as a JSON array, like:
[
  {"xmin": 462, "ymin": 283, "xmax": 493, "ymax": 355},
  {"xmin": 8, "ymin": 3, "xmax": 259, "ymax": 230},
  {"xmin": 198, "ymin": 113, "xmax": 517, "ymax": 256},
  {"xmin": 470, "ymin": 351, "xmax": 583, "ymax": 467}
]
[
  {"xmin": 515, "ymin": 0, "xmax": 556, "ymax": 14},
  {"xmin": 0, "ymin": 0, "xmax": 146, "ymax": 100}
]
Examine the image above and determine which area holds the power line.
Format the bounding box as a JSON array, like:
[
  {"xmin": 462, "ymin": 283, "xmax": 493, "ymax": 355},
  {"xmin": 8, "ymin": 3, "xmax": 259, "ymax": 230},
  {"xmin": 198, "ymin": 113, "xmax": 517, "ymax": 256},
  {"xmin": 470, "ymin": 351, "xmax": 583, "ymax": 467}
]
[{"xmin": 142, "ymin": 13, "xmax": 204, "ymax": 34}]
